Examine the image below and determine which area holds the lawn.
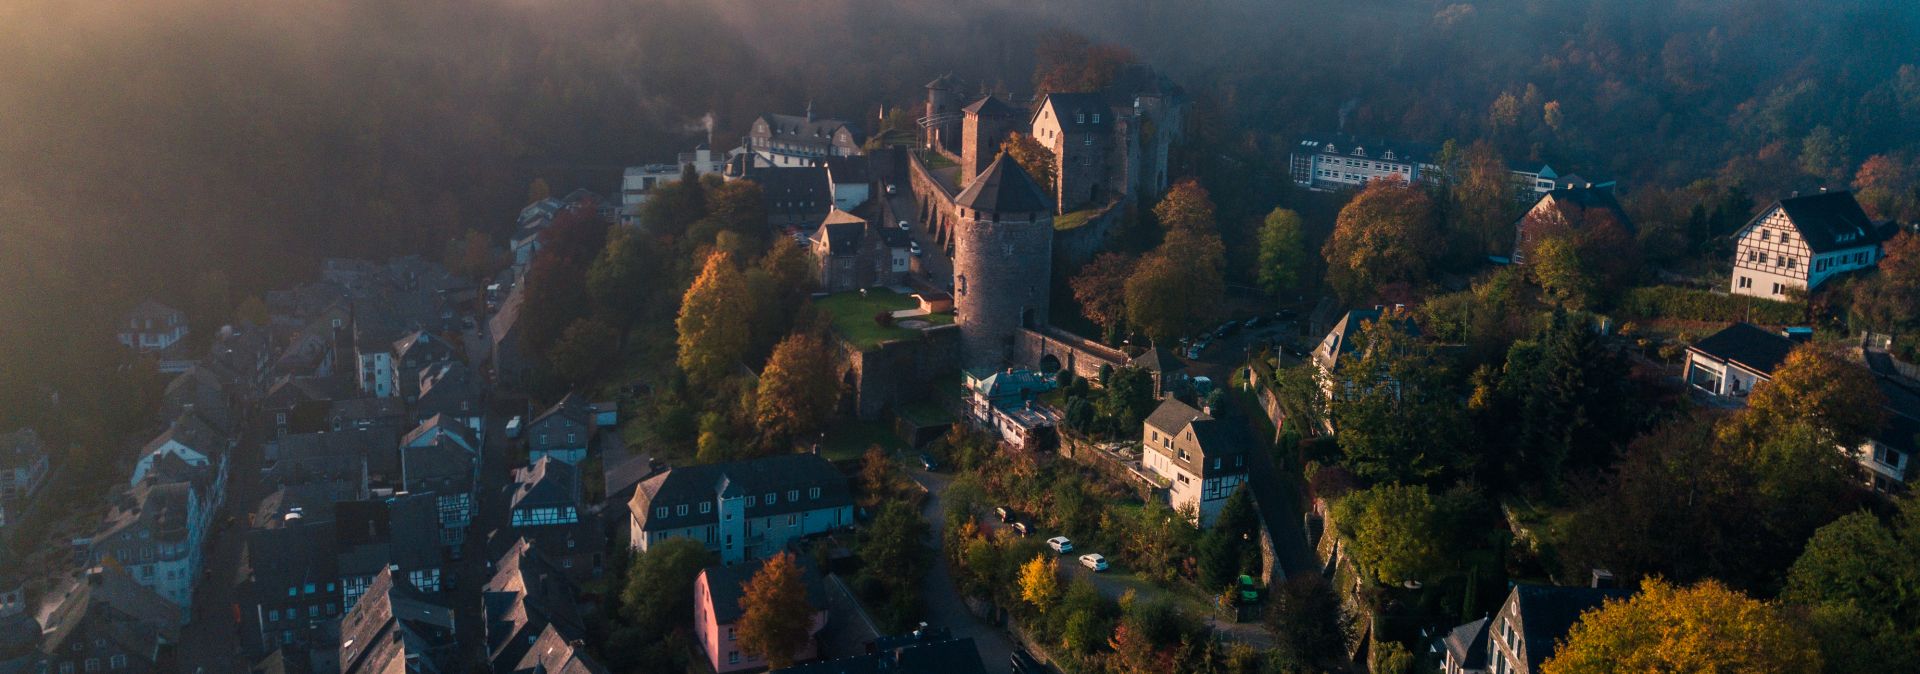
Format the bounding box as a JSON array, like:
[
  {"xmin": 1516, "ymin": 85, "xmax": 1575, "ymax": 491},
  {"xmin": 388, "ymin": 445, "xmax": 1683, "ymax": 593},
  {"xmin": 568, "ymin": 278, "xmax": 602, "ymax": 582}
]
[
  {"xmin": 818, "ymin": 419, "xmax": 910, "ymax": 462},
  {"xmin": 815, "ymin": 288, "xmax": 953, "ymax": 349},
  {"xmin": 1054, "ymin": 206, "xmax": 1102, "ymax": 231},
  {"xmin": 916, "ymin": 149, "xmax": 956, "ymax": 169}
]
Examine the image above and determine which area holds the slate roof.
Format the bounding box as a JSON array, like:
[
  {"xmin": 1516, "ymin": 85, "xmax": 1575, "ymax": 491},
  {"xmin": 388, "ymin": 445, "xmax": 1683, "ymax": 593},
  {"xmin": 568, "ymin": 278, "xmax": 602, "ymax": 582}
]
[
  {"xmin": 817, "ymin": 210, "xmax": 869, "ymax": 257},
  {"xmin": 0, "ymin": 613, "xmax": 40, "ymax": 662},
  {"xmin": 954, "ymin": 155, "xmax": 1050, "ymax": 214},
  {"xmin": 531, "ymin": 393, "xmax": 594, "ymax": 432},
  {"xmin": 1142, "ymin": 398, "xmax": 1249, "ymax": 478},
  {"xmin": 338, "ymin": 569, "xmax": 454, "ymax": 674},
  {"xmin": 893, "ymin": 637, "xmax": 988, "ymax": 674},
  {"xmin": 272, "ymin": 428, "xmax": 392, "ymax": 487},
  {"xmin": 402, "ymin": 414, "xmax": 479, "ymax": 454},
  {"xmin": 699, "ymin": 558, "xmax": 826, "ymax": 624},
  {"xmin": 1145, "ymin": 397, "xmax": 1207, "ymax": 436},
  {"xmin": 1510, "ymin": 585, "xmax": 1631, "ymax": 672},
  {"xmin": 630, "ymin": 453, "xmax": 850, "ymax": 533},
  {"xmin": 759, "ymin": 114, "xmax": 856, "ymax": 144},
  {"xmin": 510, "ymin": 457, "xmax": 580, "ymax": 513},
  {"xmin": 1293, "ymin": 133, "xmax": 1439, "ymax": 166},
  {"xmin": 483, "ymin": 539, "xmax": 587, "ymax": 673},
  {"xmin": 1131, "ymin": 347, "xmax": 1186, "ymax": 376},
  {"xmin": 752, "ymin": 166, "xmax": 833, "ymax": 202},
  {"xmin": 1440, "ymin": 616, "xmax": 1489, "ymax": 671},
  {"xmin": 400, "ymin": 438, "xmax": 475, "ymax": 495},
  {"xmin": 39, "ymin": 565, "xmax": 183, "ymax": 661},
  {"xmin": 95, "ymin": 479, "xmax": 193, "ymax": 548},
  {"xmin": 1529, "ymin": 185, "xmax": 1634, "ymax": 234},
  {"xmin": 1764, "ymin": 190, "xmax": 1879, "ymax": 253},
  {"xmin": 0, "ymin": 428, "xmax": 45, "ymax": 472},
  {"xmin": 962, "ymin": 95, "xmax": 1018, "ymax": 117},
  {"xmin": 335, "ymin": 494, "xmax": 441, "ymax": 576},
  {"xmin": 511, "ymin": 624, "xmax": 610, "ymax": 674},
  {"xmin": 825, "ymin": 155, "xmax": 870, "ymax": 185},
  {"xmin": 1314, "ymin": 308, "xmax": 1418, "ymax": 373},
  {"xmin": 1689, "ymin": 323, "xmax": 1794, "ymax": 376},
  {"xmin": 1038, "ymin": 93, "xmax": 1113, "ymax": 132},
  {"xmin": 244, "ymin": 518, "xmax": 339, "ymax": 605}
]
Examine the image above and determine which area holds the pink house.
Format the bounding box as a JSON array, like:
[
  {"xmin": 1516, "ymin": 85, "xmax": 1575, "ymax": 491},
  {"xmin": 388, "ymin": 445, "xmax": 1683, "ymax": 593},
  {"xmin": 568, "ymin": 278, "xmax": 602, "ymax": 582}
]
[{"xmin": 692, "ymin": 561, "xmax": 828, "ymax": 672}]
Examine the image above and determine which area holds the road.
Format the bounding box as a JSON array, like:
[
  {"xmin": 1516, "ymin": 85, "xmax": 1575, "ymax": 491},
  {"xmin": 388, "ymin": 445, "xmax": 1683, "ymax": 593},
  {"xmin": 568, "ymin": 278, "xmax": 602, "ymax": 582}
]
[
  {"xmin": 907, "ymin": 469, "xmax": 1017, "ymax": 673},
  {"xmin": 882, "ymin": 186, "xmax": 953, "ymax": 291},
  {"xmin": 178, "ymin": 419, "xmax": 266, "ymax": 672}
]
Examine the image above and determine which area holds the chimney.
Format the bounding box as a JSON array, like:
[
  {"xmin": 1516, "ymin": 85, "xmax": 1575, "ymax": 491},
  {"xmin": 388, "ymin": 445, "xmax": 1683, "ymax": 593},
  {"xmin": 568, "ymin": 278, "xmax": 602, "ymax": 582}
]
[{"xmin": 1590, "ymin": 568, "xmax": 1616, "ymax": 589}]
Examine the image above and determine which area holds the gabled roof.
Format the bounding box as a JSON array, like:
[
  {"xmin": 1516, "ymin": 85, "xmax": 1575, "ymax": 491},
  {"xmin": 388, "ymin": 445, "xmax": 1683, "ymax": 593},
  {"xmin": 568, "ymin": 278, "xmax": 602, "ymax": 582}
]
[
  {"xmin": 817, "ymin": 210, "xmax": 869, "ymax": 257},
  {"xmin": 338, "ymin": 569, "xmax": 454, "ymax": 674},
  {"xmin": 749, "ymin": 166, "xmax": 832, "ymax": 200},
  {"xmin": 512, "ymin": 624, "xmax": 610, "ymax": 674},
  {"xmin": 1037, "ymin": 93, "xmax": 1112, "ymax": 132},
  {"xmin": 1527, "ymin": 185, "xmax": 1633, "ymax": 234},
  {"xmin": 402, "ymin": 413, "xmax": 479, "ymax": 453},
  {"xmin": 1314, "ymin": 308, "xmax": 1418, "ymax": 373},
  {"xmin": 962, "ymin": 95, "xmax": 1018, "ymax": 117},
  {"xmin": 1441, "ymin": 617, "xmax": 1489, "ymax": 671},
  {"xmin": 400, "ymin": 438, "xmax": 476, "ymax": 494},
  {"xmin": 40, "ymin": 565, "xmax": 183, "ymax": 660},
  {"xmin": 630, "ymin": 453, "xmax": 850, "ymax": 533},
  {"xmin": 759, "ymin": 114, "xmax": 857, "ymax": 143},
  {"xmin": 1509, "ymin": 585, "xmax": 1631, "ymax": 672},
  {"xmin": 1764, "ymin": 191, "xmax": 1879, "ymax": 253},
  {"xmin": 954, "ymin": 155, "xmax": 1050, "ymax": 214},
  {"xmin": 532, "ymin": 393, "xmax": 594, "ymax": 430},
  {"xmin": 510, "ymin": 457, "xmax": 581, "ymax": 513},
  {"xmin": 243, "ymin": 518, "xmax": 339, "ymax": 604},
  {"xmin": 1131, "ymin": 347, "xmax": 1186, "ymax": 376},
  {"xmin": 484, "ymin": 539, "xmax": 588, "ymax": 672},
  {"xmin": 1689, "ymin": 323, "xmax": 1794, "ymax": 376},
  {"xmin": 1145, "ymin": 397, "xmax": 1207, "ymax": 436}
]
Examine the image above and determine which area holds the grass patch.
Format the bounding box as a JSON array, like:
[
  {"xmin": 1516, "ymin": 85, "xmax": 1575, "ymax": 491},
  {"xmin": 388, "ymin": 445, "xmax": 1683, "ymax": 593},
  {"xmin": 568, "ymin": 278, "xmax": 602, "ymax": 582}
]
[
  {"xmin": 917, "ymin": 150, "xmax": 956, "ymax": 170},
  {"xmin": 816, "ymin": 289, "xmax": 953, "ymax": 349},
  {"xmin": 899, "ymin": 398, "xmax": 956, "ymax": 426},
  {"xmin": 1054, "ymin": 207, "xmax": 1101, "ymax": 231},
  {"xmin": 819, "ymin": 419, "xmax": 910, "ymax": 462}
]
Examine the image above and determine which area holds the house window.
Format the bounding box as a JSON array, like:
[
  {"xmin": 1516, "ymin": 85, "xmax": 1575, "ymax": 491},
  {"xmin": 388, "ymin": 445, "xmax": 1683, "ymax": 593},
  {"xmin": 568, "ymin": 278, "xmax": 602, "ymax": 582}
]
[
  {"xmin": 110, "ymin": 655, "xmax": 126, "ymax": 670},
  {"xmin": 699, "ymin": 502, "xmax": 711, "ymax": 514},
  {"xmin": 729, "ymin": 652, "xmax": 741, "ymax": 665},
  {"xmin": 746, "ymin": 496, "xmax": 756, "ymax": 507},
  {"xmin": 727, "ymin": 627, "xmax": 736, "ymax": 641},
  {"xmin": 765, "ymin": 492, "xmax": 776, "ymax": 505},
  {"xmin": 810, "ymin": 487, "xmax": 821, "ymax": 499},
  {"xmin": 788, "ymin": 490, "xmax": 799, "ymax": 501},
  {"xmin": 1091, "ymin": 113, "xmax": 1100, "ymax": 123},
  {"xmin": 1761, "ymin": 230, "xmax": 1771, "ymax": 241},
  {"xmin": 655, "ymin": 507, "xmax": 668, "ymax": 518},
  {"xmin": 676, "ymin": 505, "xmax": 687, "ymax": 517}
]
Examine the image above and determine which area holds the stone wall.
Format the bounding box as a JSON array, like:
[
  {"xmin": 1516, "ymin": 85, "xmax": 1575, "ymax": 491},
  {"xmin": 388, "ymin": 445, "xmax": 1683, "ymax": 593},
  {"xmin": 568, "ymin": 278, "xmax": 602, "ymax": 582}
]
[
  {"xmin": 1051, "ymin": 199, "xmax": 1126, "ymax": 269},
  {"xmin": 838, "ymin": 324, "xmax": 962, "ymax": 421},
  {"xmin": 1013, "ymin": 326, "xmax": 1127, "ymax": 382}
]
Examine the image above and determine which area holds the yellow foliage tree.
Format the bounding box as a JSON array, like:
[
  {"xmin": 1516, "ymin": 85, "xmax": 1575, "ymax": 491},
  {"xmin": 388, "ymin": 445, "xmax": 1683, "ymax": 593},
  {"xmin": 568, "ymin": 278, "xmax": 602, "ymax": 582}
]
[
  {"xmin": 1721, "ymin": 344, "xmax": 1886, "ymax": 448},
  {"xmin": 676, "ymin": 250, "xmax": 751, "ymax": 387},
  {"xmin": 754, "ymin": 331, "xmax": 838, "ymax": 446},
  {"xmin": 1542, "ymin": 578, "xmax": 1821, "ymax": 674},
  {"xmin": 1018, "ymin": 554, "xmax": 1059, "ymax": 614},
  {"xmin": 735, "ymin": 552, "xmax": 813, "ymax": 669}
]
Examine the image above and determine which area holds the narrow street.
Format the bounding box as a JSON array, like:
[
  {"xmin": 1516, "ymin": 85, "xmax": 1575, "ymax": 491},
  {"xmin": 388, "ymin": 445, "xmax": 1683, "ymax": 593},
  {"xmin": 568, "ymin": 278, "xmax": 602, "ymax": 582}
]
[
  {"xmin": 178, "ymin": 425, "xmax": 266, "ymax": 673},
  {"xmin": 908, "ymin": 469, "xmax": 1017, "ymax": 673}
]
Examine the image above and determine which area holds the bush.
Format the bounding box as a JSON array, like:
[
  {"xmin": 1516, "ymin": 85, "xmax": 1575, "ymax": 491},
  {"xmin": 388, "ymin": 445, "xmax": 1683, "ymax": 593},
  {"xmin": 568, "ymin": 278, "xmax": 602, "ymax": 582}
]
[
  {"xmin": 1616, "ymin": 286, "xmax": 1805, "ymax": 324},
  {"xmin": 872, "ymin": 311, "xmax": 894, "ymax": 327}
]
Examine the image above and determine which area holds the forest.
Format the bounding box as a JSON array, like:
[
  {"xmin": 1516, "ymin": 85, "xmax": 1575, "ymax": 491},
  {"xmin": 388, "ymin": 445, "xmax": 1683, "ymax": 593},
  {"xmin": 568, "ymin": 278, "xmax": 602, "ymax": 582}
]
[{"xmin": 3, "ymin": 0, "xmax": 1919, "ymax": 425}]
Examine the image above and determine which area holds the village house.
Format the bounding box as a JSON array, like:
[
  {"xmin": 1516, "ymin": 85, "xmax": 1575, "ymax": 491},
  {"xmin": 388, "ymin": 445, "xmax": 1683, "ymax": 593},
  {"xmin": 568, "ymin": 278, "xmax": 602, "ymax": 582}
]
[
  {"xmin": 742, "ymin": 110, "xmax": 861, "ymax": 168},
  {"xmin": 242, "ymin": 510, "xmax": 341, "ymax": 653},
  {"xmin": 391, "ymin": 330, "xmax": 456, "ymax": 403},
  {"xmin": 336, "ymin": 569, "xmax": 455, "ymax": 674},
  {"xmin": 267, "ymin": 428, "xmax": 392, "ymax": 496},
  {"xmin": 396, "ymin": 435, "xmax": 476, "ymax": 552},
  {"xmin": 402, "ymin": 413, "xmax": 481, "ymax": 458},
  {"xmin": 749, "ymin": 165, "xmax": 835, "ymax": 230},
  {"xmin": 27, "ymin": 565, "xmax": 186, "ymax": 674},
  {"xmin": 825, "ymin": 155, "xmax": 872, "ymax": 211},
  {"xmin": 1728, "ymin": 190, "xmax": 1886, "ymax": 301},
  {"xmin": 528, "ymin": 393, "xmax": 596, "ymax": 465},
  {"xmin": 502, "ymin": 457, "xmax": 603, "ymax": 579},
  {"xmin": 1859, "ymin": 350, "xmax": 1920, "ymax": 493},
  {"xmin": 811, "ymin": 208, "xmax": 910, "ymax": 293},
  {"xmin": 482, "ymin": 539, "xmax": 601, "ymax": 674},
  {"xmin": 962, "ymin": 367, "xmax": 1061, "ymax": 451},
  {"xmin": 1312, "ymin": 307, "xmax": 1418, "ymax": 409},
  {"xmin": 335, "ymin": 495, "xmax": 445, "ymax": 610},
  {"xmin": 1511, "ymin": 183, "xmax": 1632, "ymax": 264},
  {"xmin": 1440, "ymin": 578, "xmax": 1630, "ymax": 674},
  {"xmin": 1289, "ymin": 133, "xmax": 1578, "ymax": 200},
  {"xmin": 1682, "ymin": 322, "xmax": 1798, "ymax": 400},
  {"xmin": 118, "ymin": 300, "xmax": 189, "ymax": 353},
  {"xmin": 1141, "ymin": 398, "xmax": 1251, "ymax": 526},
  {"xmin": 692, "ymin": 559, "xmax": 828, "ymax": 673},
  {"xmin": 623, "ymin": 144, "xmax": 729, "ymax": 223},
  {"xmin": 412, "ymin": 361, "xmax": 485, "ymax": 436},
  {"xmin": 628, "ymin": 453, "xmax": 853, "ymax": 564},
  {"xmin": 87, "ymin": 479, "xmax": 201, "ymax": 612}
]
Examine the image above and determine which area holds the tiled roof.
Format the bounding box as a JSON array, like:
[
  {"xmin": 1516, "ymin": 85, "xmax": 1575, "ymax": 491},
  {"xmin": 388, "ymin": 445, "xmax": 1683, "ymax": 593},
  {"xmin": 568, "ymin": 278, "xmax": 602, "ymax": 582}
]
[{"xmin": 954, "ymin": 155, "xmax": 1050, "ymax": 214}]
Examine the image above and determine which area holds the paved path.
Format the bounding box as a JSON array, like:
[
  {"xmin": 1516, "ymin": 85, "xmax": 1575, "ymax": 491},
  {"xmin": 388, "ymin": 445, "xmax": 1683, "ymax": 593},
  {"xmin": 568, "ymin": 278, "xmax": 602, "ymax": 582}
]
[{"xmin": 909, "ymin": 469, "xmax": 1016, "ymax": 673}]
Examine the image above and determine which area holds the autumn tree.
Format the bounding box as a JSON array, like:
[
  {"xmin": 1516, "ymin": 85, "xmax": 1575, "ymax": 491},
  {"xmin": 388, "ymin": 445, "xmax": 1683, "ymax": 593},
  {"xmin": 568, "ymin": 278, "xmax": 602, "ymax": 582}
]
[
  {"xmin": 1153, "ymin": 178, "xmax": 1216, "ymax": 234},
  {"xmin": 1126, "ymin": 228, "xmax": 1225, "ymax": 343},
  {"xmin": 586, "ymin": 226, "xmax": 660, "ymax": 331},
  {"xmin": 735, "ymin": 552, "xmax": 813, "ymax": 670},
  {"xmin": 444, "ymin": 228, "xmax": 500, "ymax": 281},
  {"xmin": 1032, "ymin": 30, "xmax": 1134, "ymax": 97},
  {"xmin": 1543, "ymin": 578, "xmax": 1821, "ymax": 674},
  {"xmin": 1529, "ymin": 237, "xmax": 1594, "ymax": 310},
  {"xmin": 1000, "ymin": 133, "xmax": 1057, "ymax": 199},
  {"xmin": 1323, "ymin": 178, "xmax": 1439, "ymax": 301},
  {"xmin": 1069, "ymin": 252, "xmax": 1135, "ymax": 340},
  {"xmin": 1850, "ymin": 231, "xmax": 1920, "ymax": 331},
  {"xmin": 1854, "ymin": 153, "xmax": 1920, "ymax": 221},
  {"xmin": 1446, "ymin": 140, "xmax": 1515, "ymax": 260},
  {"xmin": 753, "ymin": 331, "xmax": 838, "ymax": 447},
  {"xmin": 1783, "ymin": 498, "xmax": 1920, "ymax": 673},
  {"xmin": 1488, "ymin": 310, "xmax": 1639, "ymax": 489},
  {"xmin": 1256, "ymin": 207, "xmax": 1308, "ymax": 296},
  {"xmin": 676, "ymin": 251, "xmax": 751, "ymax": 388},
  {"xmin": 620, "ymin": 538, "xmax": 716, "ymax": 637},
  {"xmin": 1721, "ymin": 344, "xmax": 1886, "ymax": 449},
  {"xmin": 1330, "ymin": 310, "xmax": 1472, "ymax": 483},
  {"xmin": 1333, "ymin": 483, "xmax": 1444, "ymax": 586},
  {"xmin": 1019, "ymin": 554, "xmax": 1060, "ymax": 613},
  {"xmin": 546, "ymin": 317, "xmax": 620, "ymax": 389},
  {"xmin": 690, "ymin": 179, "xmax": 769, "ymax": 257}
]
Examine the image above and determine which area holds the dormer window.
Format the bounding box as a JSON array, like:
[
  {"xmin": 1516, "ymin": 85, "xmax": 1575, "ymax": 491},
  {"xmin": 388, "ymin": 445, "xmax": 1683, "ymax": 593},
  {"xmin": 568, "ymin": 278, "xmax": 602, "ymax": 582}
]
[
  {"xmin": 1353, "ymin": 147, "xmax": 1366, "ymax": 157},
  {"xmin": 1384, "ymin": 150, "xmax": 1396, "ymax": 160},
  {"xmin": 1091, "ymin": 113, "xmax": 1100, "ymax": 123},
  {"xmin": 1076, "ymin": 113, "xmax": 1085, "ymax": 123}
]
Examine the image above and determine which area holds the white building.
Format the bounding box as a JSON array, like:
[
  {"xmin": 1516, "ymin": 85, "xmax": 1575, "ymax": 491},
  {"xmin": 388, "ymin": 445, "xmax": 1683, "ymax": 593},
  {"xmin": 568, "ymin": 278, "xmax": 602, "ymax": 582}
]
[
  {"xmin": 117, "ymin": 300, "xmax": 189, "ymax": 352},
  {"xmin": 622, "ymin": 145, "xmax": 729, "ymax": 224},
  {"xmin": 740, "ymin": 111, "xmax": 861, "ymax": 168},
  {"xmin": 1729, "ymin": 191, "xmax": 1884, "ymax": 301},
  {"xmin": 1288, "ymin": 133, "xmax": 1574, "ymax": 200},
  {"xmin": 628, "ymin": 453, "xmax": 852, "ymax": 564},
  {"xmin": 1140, "ymin": 398, "xmax": 1249, "ymax": 527}
]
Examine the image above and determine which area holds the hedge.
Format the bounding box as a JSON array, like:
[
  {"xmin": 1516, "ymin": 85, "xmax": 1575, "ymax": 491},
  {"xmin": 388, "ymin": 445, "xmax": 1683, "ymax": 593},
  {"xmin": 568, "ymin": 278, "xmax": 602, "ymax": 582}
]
[{"xmin": 1616, "ymin": 286, "xmax": 1806, "ymax": 324}]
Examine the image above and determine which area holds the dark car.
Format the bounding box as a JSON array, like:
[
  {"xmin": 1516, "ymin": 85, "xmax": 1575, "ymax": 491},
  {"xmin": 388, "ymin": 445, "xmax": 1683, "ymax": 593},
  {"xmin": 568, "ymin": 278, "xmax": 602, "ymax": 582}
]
[{"xmin": 918, "ymin": 453, "xmax": 939, "ymax": 471}]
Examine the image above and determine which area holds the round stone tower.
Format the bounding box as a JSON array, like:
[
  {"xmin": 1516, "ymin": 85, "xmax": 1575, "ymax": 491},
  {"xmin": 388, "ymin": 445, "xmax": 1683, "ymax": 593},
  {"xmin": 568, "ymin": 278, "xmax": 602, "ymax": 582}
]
[{"xmin": 951, "ymin": 154, "xmax": 1054, "ymax": 371}]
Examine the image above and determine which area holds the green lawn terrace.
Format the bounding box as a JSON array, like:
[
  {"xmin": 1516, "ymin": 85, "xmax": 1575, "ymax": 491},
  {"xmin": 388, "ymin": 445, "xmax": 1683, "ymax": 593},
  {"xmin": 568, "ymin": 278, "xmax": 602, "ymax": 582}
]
[{"xmin": 815, "ymin": 287, "xmax": 954, "ymax": 350}]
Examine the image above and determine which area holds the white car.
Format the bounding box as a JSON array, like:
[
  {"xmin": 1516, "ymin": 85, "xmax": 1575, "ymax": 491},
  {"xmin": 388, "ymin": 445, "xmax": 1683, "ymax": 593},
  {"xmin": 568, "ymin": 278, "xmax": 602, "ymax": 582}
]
[
  {"xmin": 1046, "ymin": 536, "xmax": 1073, "ymax": 553},
  {"xmin": 886, "ymin": 184, "xmax": 898, "ymax": 195},
  {"xmin": 910, "ymin": 241, "xmax": 924, "ymax": 257},
  {"xmin": 1079, "ymin": 553, "xmax": 1108, "ymax": 572},
  {"xmin": 898, "ymin": 219, "xmax": 910, "ymax": 231}
]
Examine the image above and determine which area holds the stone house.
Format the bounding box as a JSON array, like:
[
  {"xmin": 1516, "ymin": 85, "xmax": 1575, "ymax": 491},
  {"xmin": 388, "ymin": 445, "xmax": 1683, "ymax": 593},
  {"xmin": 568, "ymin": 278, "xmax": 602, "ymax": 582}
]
[
  {"xmin": 1141, "ymin": 398, "xmax": 1250, "ymax": 526},
  {"xmin": 528, "ymin": 393, "xmax": 595, "ymax": 465},
  {"xmin": 811, "ymin": 208, "xmax": 910, "ymax": 293},
  {"xmin": 743, "ymin": 111, "xmax": 861, "ymax": 168}
]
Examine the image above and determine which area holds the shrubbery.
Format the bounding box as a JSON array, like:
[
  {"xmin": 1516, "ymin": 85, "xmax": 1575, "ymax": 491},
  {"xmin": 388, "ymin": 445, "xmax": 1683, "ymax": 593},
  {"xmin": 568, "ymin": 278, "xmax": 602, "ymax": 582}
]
[{"xmin": 1616, "ymin": 286, "xmax": 1804, "ymax": 324}]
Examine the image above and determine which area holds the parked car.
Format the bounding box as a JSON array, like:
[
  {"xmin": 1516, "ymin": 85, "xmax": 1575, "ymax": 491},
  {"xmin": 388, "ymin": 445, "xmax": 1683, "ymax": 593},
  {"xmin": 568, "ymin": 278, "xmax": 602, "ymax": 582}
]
[
  {"xmin": 918, "ymin": 453, "xmax": 939, "ymax": 471},
  {"xmin": 1010, "ymin": 521, "xmax": 1031, "ymax": 537},
  {"xmin": 1079, "ymin": 553, "xmax": 1109, "ymax": 572},
  {"xmin": 898, "ymin": 219, "xmax": 910, "ymax": 231},
  {"xmin": 910, "ymin": 241, "xmax": 924, "ymax": 257},
  {"xmin": 995, "ymin": 506, "xmax": 1013, "ymax": 522},
  {"xmin": 886, "ymin": 184, "xmax": 898, "ymax": 195},
  {"xmin": 1046, "ymin": 536, "xmax": 1073, "ymax": 553}
]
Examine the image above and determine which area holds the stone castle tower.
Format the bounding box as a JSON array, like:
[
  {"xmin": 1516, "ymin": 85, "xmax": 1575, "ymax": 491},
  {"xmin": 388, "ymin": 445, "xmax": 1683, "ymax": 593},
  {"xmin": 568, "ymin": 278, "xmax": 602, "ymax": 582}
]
[
  {"xmin": 951, "ymin": 155, "xmax": 1054, "ymax": 371},
  {"xmin": 960, "ymin": 95, "xmax": 1020, "ymax": 186},
  {"xmin": 923, "ymin": 75, "xmax": 961, "ymax": 154}
]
